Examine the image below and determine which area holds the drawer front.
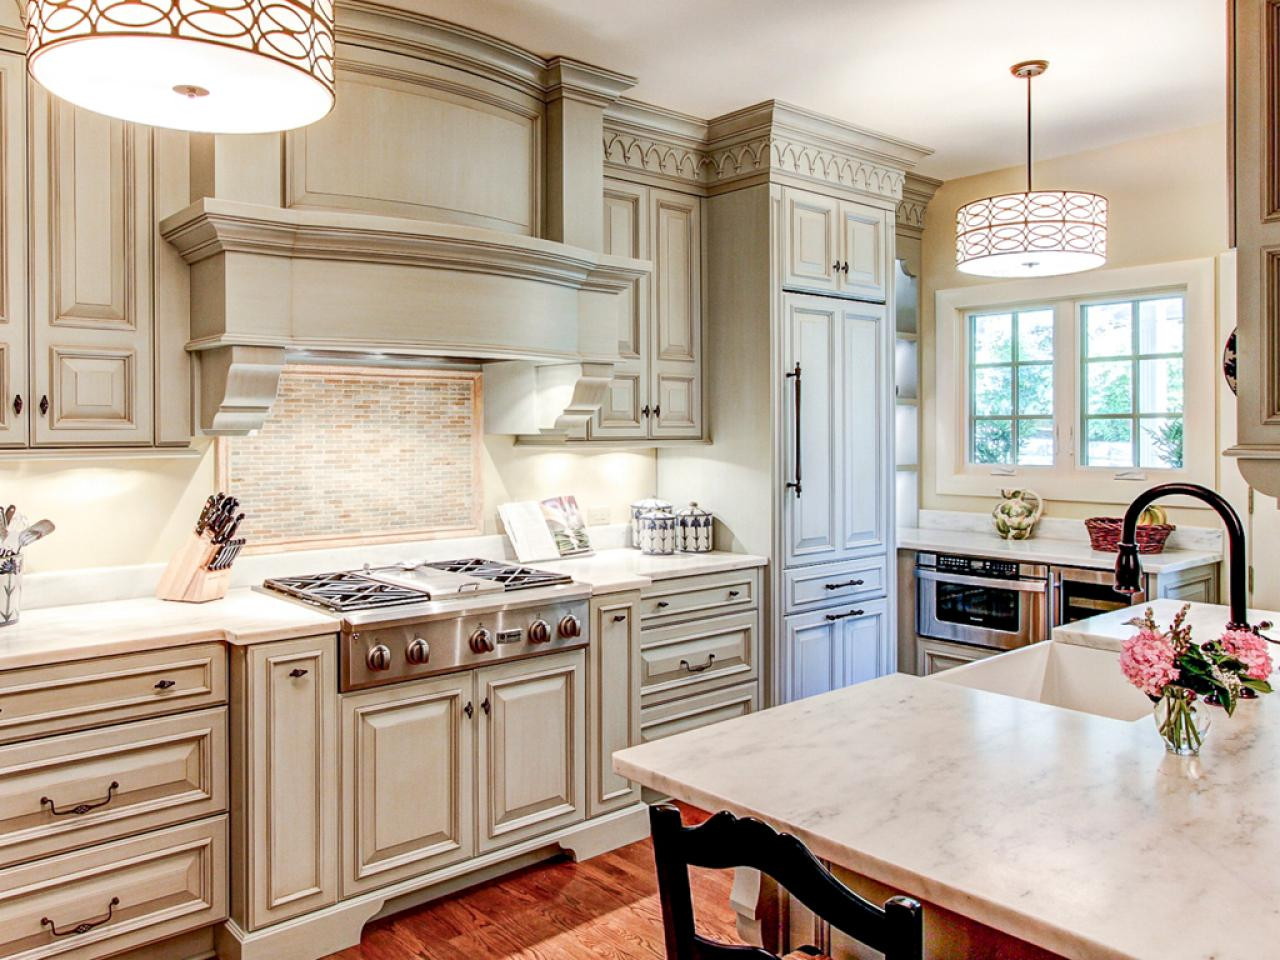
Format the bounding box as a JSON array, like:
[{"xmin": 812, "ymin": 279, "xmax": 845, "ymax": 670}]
[
  {"xmin": 0, "ymin": 644, "xmax": 227, "ymax": 745},
  {"xmin": 0, "ymin": 815, "xmax": 226, "ymax": 960},
  {"xmin": 640, "ymin": 681, "xmax": 758, "ymax": 743},
  {"xmin": 784, "ymin": 556, "xmax": 888, "ymax": 612},
  {"xmin": 640, "ymin": 611, "xmax": 758, "ymax": 706},
  {"xmin": 0, "ymin": 708, "xmax": 227, "ymax": 868},
  {"xmin": 639, "ymin": 569, "xmax": 759, "ymax": 626}
]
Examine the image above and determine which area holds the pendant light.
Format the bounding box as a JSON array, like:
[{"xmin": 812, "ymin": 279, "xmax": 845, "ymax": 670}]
[
  {"xmin": 24, "ymin": 0, "xmax": 335, "ymax": 134},
  {"xmin": 955, "ymin": 60, "xmax": 1107, "ymax": 278}
]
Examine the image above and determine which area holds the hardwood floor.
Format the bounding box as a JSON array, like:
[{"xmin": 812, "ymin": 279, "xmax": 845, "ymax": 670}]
[{"xmin": 327, "ymin": 807, "xmax": 743, "ymax": 960}]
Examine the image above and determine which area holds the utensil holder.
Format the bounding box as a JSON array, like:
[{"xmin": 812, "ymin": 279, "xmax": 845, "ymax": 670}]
[
  {"xmin": 156, "ymin": 532, "xmax": 232, "ymax": 603},
  {"xmin": 0, "ymin": 553, "xmax": 22, "ymax": 626}
]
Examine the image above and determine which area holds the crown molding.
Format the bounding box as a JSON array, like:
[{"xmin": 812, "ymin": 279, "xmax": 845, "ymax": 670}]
[{"xmin": 897, "ymin": 172, "xmax": 943, "ymax": 236}]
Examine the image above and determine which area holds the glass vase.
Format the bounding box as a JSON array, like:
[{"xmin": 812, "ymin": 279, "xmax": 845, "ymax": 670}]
[
  {"xmin": 1153, "ymin": 687, "xmax": 1211, "ymax": 756},
  {"xmin": 0, "ymin": 553, "xmax": 21, "ymax": 626}
]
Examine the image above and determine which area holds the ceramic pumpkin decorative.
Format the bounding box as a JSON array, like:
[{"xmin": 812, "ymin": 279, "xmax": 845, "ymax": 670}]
[{"xmin": 991, "ymin": 489, "xmax": 1043, "ymax": 540}]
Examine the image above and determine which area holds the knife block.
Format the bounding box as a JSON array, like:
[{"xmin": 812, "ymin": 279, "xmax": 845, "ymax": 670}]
[{"xmin": 156, "ymin": 532, "xmax": 232, "ymax": 603}]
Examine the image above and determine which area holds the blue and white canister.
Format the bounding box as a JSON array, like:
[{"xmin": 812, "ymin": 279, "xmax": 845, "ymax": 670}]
[
  {"xmin": 676, "ymin": 502, "xmax": 714, "ymax": 553},
  {"xmin": 637, "ymin": 509, "xmax": 679, "ymax": 555},
  {"xmin": 629, "ymin": 496, "xmax": 672, "ymax": 549}
]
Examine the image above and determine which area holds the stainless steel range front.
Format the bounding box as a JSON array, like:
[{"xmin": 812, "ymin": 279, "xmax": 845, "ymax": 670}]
[{"xmin": 262, "ymin": 558, "xmax": 590, "ymax": 692}]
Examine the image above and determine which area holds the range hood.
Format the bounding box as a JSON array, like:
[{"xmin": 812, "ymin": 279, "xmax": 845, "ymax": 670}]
[{"xmin": 161, "ymin": 198, "xmax": 649, "ymax": 435}]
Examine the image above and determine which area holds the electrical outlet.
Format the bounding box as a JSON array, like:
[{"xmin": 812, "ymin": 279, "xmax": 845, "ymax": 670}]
[{"xmin": 586, "ymin": 506, "xmax": 611, "ymax": 526}]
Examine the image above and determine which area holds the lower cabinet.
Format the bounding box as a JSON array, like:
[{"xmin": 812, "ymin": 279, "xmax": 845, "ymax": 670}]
[
  {"xmin": 588, "ymin": 593, "xmax": 641, "ymax": 817},
  {"xmin": 915, "ymin": 637, "xmax": 999, "ymax": 676},
  {"xmin": 784, "ymin": 598, "xmax": 890, "ymax": 701}
]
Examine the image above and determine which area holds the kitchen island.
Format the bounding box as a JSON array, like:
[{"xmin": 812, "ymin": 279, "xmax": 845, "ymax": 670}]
[{"xmin": 613, "ymin": 600, "xmax": 1280, "ymax": 960}]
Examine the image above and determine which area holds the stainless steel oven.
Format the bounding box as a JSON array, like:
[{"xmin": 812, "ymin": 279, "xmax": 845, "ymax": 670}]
[{"xmin": 915, "ymin": 552, "xmax": 1050, "ymax": 651}]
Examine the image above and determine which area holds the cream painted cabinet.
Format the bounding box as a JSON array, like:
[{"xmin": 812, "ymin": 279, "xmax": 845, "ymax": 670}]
[
  {"xmin": 588, "ymin": 593, "xmax": 641, "ymax": 817},
  {"xmin": 783, "ymin": 295, "xmax": 889, "ymax": 567},
  {"xmin": 0, "ymin": 53, "xmax": 25, "ymax": 447},
  {"xmin": 476, "ymin": 649, "xmax": 585, "ymax": 853},
  {"xmin": 29, "ymin": 88, "xmax": 155, "ymax": 446},
  {"xmin": 596, "ymin": 178, "xmax": 702, "ymax": 440},
  {"xmin": 783, "ymin": 599, "xmax": 890, "ymax": 701},
  {"xmin": 232, "ymin": 635, "xmax": 338, "ymax": 930},
  {"xmin": 783, "ymin": 187, "xmax": 888, "ymax": 303}
]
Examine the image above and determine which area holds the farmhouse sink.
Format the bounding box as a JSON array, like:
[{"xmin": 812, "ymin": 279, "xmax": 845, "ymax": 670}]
[{"xmin": 931, "ymin": 641, "xmax": 1152, "ymax": 722}]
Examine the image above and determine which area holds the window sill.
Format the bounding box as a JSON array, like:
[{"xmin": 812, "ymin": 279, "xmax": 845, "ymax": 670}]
[{"xmin": 935, "ymin": 464, "xmax": 1214, "ymax": 506}]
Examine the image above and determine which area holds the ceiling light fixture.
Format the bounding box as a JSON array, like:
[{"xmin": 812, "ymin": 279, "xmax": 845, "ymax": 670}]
[
  {"xmin": 955, "ymin": 60, "xmax": 1107, "ymax": 278},
  {"xmin": 24, "ymin": 0, "xmax": 335, "ymax": 134}
]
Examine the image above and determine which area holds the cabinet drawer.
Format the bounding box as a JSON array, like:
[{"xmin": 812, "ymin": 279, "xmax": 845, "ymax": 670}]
[
  {"xmin": 0, "ymin": 644, "xmax": 226, "ymax": 745},
  {"xmin": 640, "ymin": 611, "xmax": 758, "ymax": 706},
  {"xmin": 0, "ymin": 708, "xmax": 226, "ymax": 868},
  {"xmin": 784, "ymin": 556, "xmax": 887, "ymax": 612},
  {"xmin": 639, "ymin": 569, "xmax": 759, "ymax": 626},
  {"xmin": 640, "ymin": 681, "xmax": 758, "ymax": 743},
  {"xmin": 0, "ymin": 815, "xmax": 226, "ymax": 960}
]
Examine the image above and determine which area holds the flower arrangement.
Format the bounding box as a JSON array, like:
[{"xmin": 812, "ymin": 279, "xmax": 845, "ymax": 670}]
[{"xmin": 1120, "ymin": 604, "xmax": 1274, "ymax": 754}]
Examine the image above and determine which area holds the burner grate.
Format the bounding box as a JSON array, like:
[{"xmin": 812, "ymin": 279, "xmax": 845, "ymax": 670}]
[
  {"xmin": 423, "ymin": 558, "xmax": 571, "ymax": 591},
  {"xmin": 263, "ymin": 572, "xmax": 428, "ymax": 612}
]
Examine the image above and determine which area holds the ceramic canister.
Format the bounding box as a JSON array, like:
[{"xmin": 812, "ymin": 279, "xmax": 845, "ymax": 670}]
[
  {"xmin": 629, "ymin": 496, "xmax": 672, "ymax": 548},
  {"xmin": 676, "ymin": 501, "xmax": 714, "ymax": 553},
  {"xmin": 636, "ymin": 509, "xmax": 678, "ymax": 555}
]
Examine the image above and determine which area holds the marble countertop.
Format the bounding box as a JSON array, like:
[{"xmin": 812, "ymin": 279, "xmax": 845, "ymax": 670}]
[
  {"xmin": 614, "ymin": 601, "xmax": 1280, "ymax": 960},
  {"xmin": 533, "ymin": 548, "xmax": 767, "ymax": 593},
  {"xmin": 1054, "ymin": 597, "xmax": 1279, "ymax": 651},
  {"xmin": 898, "ymin": 525, "xmax": 1222, "ymax": 574},
  {"xmin": 0, "ymin": 589, "xmax": 340, "ymax": 671}
]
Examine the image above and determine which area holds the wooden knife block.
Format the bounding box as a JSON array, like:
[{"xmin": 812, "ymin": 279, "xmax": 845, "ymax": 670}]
[{"xmin": 156, "ymin": 532, "xmax": 232, "ymax": 603}]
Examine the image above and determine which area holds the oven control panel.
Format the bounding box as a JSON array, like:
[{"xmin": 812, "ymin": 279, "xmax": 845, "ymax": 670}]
[{"xmin": 935, "ymin": 554, "xmax": 1020, "ymax": 579}]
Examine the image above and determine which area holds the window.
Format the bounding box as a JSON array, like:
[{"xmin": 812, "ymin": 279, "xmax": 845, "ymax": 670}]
[{"xmin": 935, "ymin": 259, "xmax": 1216, "ymax": 502}]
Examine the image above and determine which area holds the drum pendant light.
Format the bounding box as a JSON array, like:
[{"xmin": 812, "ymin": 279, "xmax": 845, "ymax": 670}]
[
  {"xmin": 955, "ymin": 60, "xmax": 1107, "ymax": 278},
  {"xmin": 25, "ymin": 0, "xmax": 335, "ymax": 134}
]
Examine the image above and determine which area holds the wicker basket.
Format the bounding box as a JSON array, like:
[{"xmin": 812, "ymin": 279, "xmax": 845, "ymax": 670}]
[{"xmin": 1085, "ymin": 517, "xmax": 1176, "ymax": 554}]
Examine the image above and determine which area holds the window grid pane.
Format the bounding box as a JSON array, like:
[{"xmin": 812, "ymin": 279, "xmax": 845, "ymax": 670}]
[{"xmin": 969, "ymin": 307, "xmax": 1055, "ymax": 466}]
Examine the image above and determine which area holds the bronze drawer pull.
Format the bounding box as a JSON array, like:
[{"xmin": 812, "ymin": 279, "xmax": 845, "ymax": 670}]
[
  {"xmin": 481, "ymin": 697, "xmax": 491, "ymax": 715},
  {"xmin": 288, "ymin": 668, "xmax": 309, "ymax": 678},
  {"xmin": 612, "ymin": 614, "xmax": 627, "ymax": 622},
  {"xmin": 824, "ymin": 579, "xmax": 865, "ymax": 591},
  {"xmin": 463, "ymin": 701, "xmax": 473, "ymax": 719},
  {"xmin": 679, "ymin": 654, "xmax": 716, "ymax": 674},
  {"xmin": 655, "ymin": 601, "xmax": 670, "ymax": 609},
  {"xmin": 727, "ymin": 590, "xmax": 741, "ymax": 598},
  {"xmin": 825, "ymin": 609, "xmax": 865, "ymax": 622},
  {"xmin": 154, "ymin": 679, "xmax": 176, "ymax": 690},
  {"xmin": 42, "ymin": 897, "xmax": 119, "ymax": 937},
  {"xmin": 42, "ymin": 781, "xmax": 119, "ymax": 817}
]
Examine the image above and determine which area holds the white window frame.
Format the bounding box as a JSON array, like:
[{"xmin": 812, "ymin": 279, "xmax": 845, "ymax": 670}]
[{"xmin": 934, "ymin": 258, "xmax": 1216, "ymax": 503}]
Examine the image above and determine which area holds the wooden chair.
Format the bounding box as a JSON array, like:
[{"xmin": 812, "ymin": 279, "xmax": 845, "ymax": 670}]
[{"xmin": 649, "ymin": 804, "xmax": 923, "ymax": 960}]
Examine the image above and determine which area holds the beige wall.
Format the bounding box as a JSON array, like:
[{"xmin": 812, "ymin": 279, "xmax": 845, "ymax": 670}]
[
  {"xmin": 919, "ymin": 122, "xmax": 1230, "ymax": 523},
  {"xmin": 0, "ymin": 440, "xmax": 656, "ymax": 573}
]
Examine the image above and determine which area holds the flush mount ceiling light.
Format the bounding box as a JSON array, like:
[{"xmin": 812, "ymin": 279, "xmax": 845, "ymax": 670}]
[
  {"xmin": 955, "ymin": 60, "xmax": 1107, "ymax": 278},
  {"xmin": 25, "ymin": 0, "xmax": 335, "ymax": 134}
]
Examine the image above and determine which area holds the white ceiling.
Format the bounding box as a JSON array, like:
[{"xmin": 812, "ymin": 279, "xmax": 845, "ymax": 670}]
[{"xmin": 395, "ymin": 0, "xmax": 1226, "ymax": 180}]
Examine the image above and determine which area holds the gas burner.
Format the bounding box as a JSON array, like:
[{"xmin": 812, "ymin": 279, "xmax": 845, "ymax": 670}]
[
  {"xmin": 263, "ymin": 572, "xmax": 428, "ymax": 612},
  {"xmin": 422, "ymin": 558, "xmax": 572, "ymax": 591}
]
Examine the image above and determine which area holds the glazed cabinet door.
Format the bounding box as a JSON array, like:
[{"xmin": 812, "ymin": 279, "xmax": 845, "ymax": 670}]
[
  {"xmin": 476, "ymin": 649, "xmax": 585, "ymax": 853},
  {"xmin": 783, "ymin": 295, "xmax": 842, "ymax": 566},
  {"xmin": 233, "ymin": 636, "xmax": 338, "ymax": 931},
  {"xmin": 0, "ymin": 54, "xmax": 25, "ymax": 447},
  {"xmin": 650, "ymin": 188, "xmax": 703, "ymax": 438},
  {"xmin": 596, "ymin": 179, "xmax": 650, "ymax": 438},
  {"xmin": 783, "ymin": 188, "xmax": 840, "ymax": 294},
  {"xmin": 29, "ymin": 88, "xmax": 154, "ymax": 446},
  {"xmin": 835, "ymin": 598, "xmax": 891, "ymax": 686},
  {"xmin": 587, "ymin": 593, "xmax": 641, "ymax": 817},
  {"xmin": 341, "ymin": 673, "xmax": 474, "ymax": 896},
  {"xmin": 838, "ymin": 302, "xmax": 889, "ymax": 555},
  {"xmin": 784, "ymin": 599, "xmax": 890, "ymax": 701},
  {"xmin": 836, "ymin": 201, "xmax": 888, "ymax": 302}
]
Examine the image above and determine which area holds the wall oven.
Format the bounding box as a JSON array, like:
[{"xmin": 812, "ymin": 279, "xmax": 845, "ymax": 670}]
[{"xmin": 916, "ymin": 552, "xmax": 1050, "ymax": 651}]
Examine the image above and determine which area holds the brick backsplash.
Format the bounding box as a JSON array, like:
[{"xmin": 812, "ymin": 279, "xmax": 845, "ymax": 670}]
[{"xmin": 219, "ymin": 366, "xmax": 481, "ymax": 549}]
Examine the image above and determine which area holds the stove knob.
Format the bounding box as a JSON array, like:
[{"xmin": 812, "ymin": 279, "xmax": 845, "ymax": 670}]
[
  {"xmin": 406, "ymin": 637, "xmax": 430, "ymax": 665},
  {"xmin": 367, "ymin": 644, "xmax": 393, "ymax": 671},
  {"xmin": 528, "ymin": 619, "xmax": 551, "ymax": 644},
  {"xmin": 558, "ymin": 614, "xmax": 582, "ymax": 639},
  {"xmin": 469, "ymin": 628, "xmax": 494, "ymax": 654}
]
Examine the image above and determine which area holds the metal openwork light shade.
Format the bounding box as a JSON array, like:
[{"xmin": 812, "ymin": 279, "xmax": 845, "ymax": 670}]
[
  {"xmin": 955, "ymin": 61, "xmax": 1108, "ymax": 278},
  {"xmin": 25, "ymin": 0, "xmax": 335, "ymax": 134}
]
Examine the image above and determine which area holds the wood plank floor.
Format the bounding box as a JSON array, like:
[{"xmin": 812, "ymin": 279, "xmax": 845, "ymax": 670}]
[{"xmin": 327, "ymin": 807, "xmax": 743, "ymax": 960}]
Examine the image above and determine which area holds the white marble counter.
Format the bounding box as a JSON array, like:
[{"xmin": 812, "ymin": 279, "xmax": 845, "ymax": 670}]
[
  {"xmin": 1054, "ymin": 597, "xmax": 1279, "ymax": 651},
  {"xmin": 0, "ymin": 589, "xmax": 339, "ymax": 671},
  {"xmin": 614, "ymin": 601, "xmax": 1280, "ymax": 960},
  {"xmin": 898, "ymin": 525, "xmax": 1221, "ymax": 574},
  {"xmin": 534, "ymin": 548, "xmax": 767, "ymax": 593}
]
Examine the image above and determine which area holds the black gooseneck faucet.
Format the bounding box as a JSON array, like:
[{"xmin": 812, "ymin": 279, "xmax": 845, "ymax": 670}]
[{"xmin": 1113, "ymin": 482, "xmax": 1249, "ymax": 630}]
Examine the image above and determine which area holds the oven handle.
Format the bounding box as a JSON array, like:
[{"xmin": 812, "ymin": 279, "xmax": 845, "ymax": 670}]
[{"xmin": 915, "ymin": 569, "xmax": 1050, "ymax": 593}]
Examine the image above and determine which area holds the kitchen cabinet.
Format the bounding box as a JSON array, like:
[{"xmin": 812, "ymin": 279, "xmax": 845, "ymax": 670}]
[
  {"xmin": 783, "ymin": 599, "xmax": 890, "ymax": 701},
  {"xmin": 476, "ymin": 649, "xmax": 585, "ymax": 853},
  {"xmin": 341, "ymin": 673, "xmax": 474, "ymax": 896},
  {"xmin": 916, "ymin": 637, "xmax": 999, "ymax": 676},
  {"xmin": 0, "ymin": 53, "xmax": 24, "ymax": 448},
  {"xmin": 783, "ymin": 294, "xmax": 889, "ymax": 568},
  {"xmin": 595, "ymin": 178, "xmax": 702, "ymax": 441},
  {"xmin": 587, "ymin": 592, "xmax": 641, "ymax": 817},
  {"xmin": 782, "ymin": 187, "xmax": 888, "ymax": 303},
  {"xmin": 232, "ymin": 635, "xmax": 338, "ymax": 930}
]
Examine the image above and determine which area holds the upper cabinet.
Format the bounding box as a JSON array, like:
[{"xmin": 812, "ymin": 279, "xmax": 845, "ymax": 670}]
[
  {"xmin": 0, "ymin": 53, "xmax": 25, "ymax": 448},
  {"xmin": 594, "ymin": 178, "xmax": 703, "ymax": 441},
  {"xmin": 782, "ymin": 187, "xmax": 888, "ymax": 303}
]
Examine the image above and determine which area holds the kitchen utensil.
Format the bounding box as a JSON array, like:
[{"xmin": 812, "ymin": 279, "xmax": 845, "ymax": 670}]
[
  {"xmin": 676, "ymin": 502, "xmax": 714, "ymax": 553},
  {"xmin": 195, "ymin": 494, "xmax": 219, "ymax": 535},
  {"xmin": 17, "ymin": 519, "xmax": 54, "ymax": 550},
  {"xmin": 158, "ymin": 492, "xmax": 246, "ymax": 602}
]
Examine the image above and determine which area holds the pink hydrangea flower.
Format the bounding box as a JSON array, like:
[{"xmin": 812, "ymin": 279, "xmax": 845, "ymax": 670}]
[
  {"xmin": 1120, "ymin": 627, "xmax": 1180, "ymax": 697},
  {"xmin": 1221, "ymin": 629, "xmax": 1274, "ymax": 681}
]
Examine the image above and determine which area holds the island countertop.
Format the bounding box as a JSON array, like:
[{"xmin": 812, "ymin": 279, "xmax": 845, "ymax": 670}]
[{"xmin": 613, "ymin": 603, "xmax": 1280, "ymax": 960}]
